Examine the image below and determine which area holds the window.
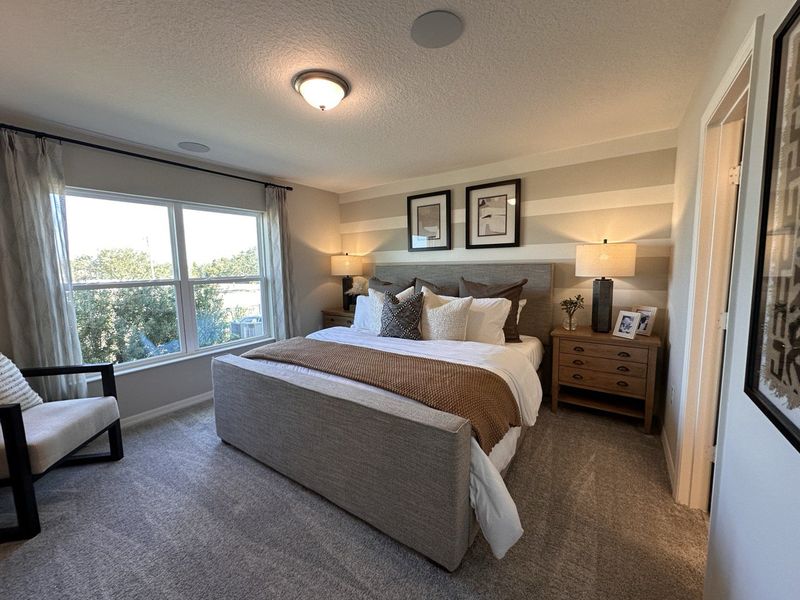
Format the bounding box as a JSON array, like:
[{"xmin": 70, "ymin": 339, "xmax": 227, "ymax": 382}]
[{"xmin": 64, "ymin": 189, "xmax": 271, "ymax": 367}]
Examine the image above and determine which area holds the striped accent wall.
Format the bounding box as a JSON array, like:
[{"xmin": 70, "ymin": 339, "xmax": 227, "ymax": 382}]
[{"xmin": 340, "ymin": 148, "xmax": 675, "ymax": 335}]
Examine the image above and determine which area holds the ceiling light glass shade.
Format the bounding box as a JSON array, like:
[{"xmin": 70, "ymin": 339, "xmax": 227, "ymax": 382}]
[
  {"xmin": 293, "ymin": 70, "xmax": 350, "ymax": 111},
  {"xmin": 575, "ymin": 241, "xmax": 637, "ymax": 277},
  {"xmin": 331, "ymin": 254, "xmax": 363, "ymax": 276}
]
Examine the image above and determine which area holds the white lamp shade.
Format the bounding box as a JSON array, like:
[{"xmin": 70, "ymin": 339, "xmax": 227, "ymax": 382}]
[
  {"xmin": 331, "ymin": 254, "xmax": 363, "ymax": 276},
  {"xmin": 575, "ymin": 242, "xmax": 637, "ymax": 277},
  {"xmin": 297, "ymin": 76, "xmax": 346, "ymax": 111}
]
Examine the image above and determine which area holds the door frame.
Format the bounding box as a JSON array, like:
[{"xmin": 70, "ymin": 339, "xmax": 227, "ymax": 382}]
[{"xmin": 671, "ymin": 22, "xmax": 759, "ymax": 509}]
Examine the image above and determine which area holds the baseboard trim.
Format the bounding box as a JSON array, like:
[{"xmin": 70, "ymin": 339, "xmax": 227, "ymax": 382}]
[
  {"xmin": 661, "ymin": 428, "xmax": 676, "ymax": 493},
  {"xmin": 120, "ymin": 391, "xmax": 213, "ymax": 429}
]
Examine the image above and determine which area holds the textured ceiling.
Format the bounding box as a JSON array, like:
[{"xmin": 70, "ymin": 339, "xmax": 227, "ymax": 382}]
[{"xmin": 0, "ymin": 1, "xmax": 729, "ymax": 193}]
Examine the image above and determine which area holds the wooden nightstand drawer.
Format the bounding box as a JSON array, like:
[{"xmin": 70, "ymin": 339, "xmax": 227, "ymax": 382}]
[
  {"xmin": 559, "ymin": 353, "xmax": 647, "ymax": 378},
  {"xmin": 559, "ymin": 365, "xmax": 647, "ymax": 398},
  {"xmin": 323, "ymin": 315, "xmax": 353, "ymax": 328},
  {"xmin": 559, "ymin": 339, "xmax": 648, "ymax": 363},
  {"xmin": 321, "ymin": 308, "xmax": 355, "ymax": 329}
]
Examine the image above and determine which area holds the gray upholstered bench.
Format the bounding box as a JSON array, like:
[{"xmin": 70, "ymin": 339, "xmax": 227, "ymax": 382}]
[{"xmin": 0, "ymin": 363, "xmax": 123, "ymax": 541}]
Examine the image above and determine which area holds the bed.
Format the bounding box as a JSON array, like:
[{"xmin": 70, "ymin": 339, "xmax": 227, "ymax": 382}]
[{"xmin": 212, "ymin": 263, "xmax": 553, "ymax": 571}]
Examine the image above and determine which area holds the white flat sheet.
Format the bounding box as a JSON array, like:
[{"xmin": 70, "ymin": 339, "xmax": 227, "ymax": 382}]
[
  {"xmin": 274, "ymin": 326, "xmax": 542, "ymax": 559},
  {"xmin": 507, "ymin": 335, "xmax": 545, "ymax": 370}
]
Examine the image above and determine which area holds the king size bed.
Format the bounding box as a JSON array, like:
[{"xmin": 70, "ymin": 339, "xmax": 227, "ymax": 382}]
[{"xmin": 212, "ymin": 263, "xmax": 553, "ymax": 571}]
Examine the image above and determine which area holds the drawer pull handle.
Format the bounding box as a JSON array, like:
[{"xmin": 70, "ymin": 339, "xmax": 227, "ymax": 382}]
[
  {"xmin": 616, "ymin": 381, "xmax": 629, "ymax": 388},
  {"xmin": 572, "ymin": 373, "xmax": 584, "ymax": 380},
  {"xmin": 618, "ymin": 351, "xmax": 631, "ymax": 358},
  {"xmin": 616, "ymin": 366, "xmax": 629, "ymax": 372},
  {"xmin": 572, "ymin": 359, "xmax": 584, "ymax": 366},
  {"xmin": 573, "ymin": 346, "xmax": 585, "ymax": 352}
]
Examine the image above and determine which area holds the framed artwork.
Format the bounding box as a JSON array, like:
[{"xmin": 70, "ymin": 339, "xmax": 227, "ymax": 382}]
[
  {"xmin": 613, "ymin": 310, "xmax": 640, "ymax": 340},
  {"xmin": 465, "ymin": 179, "xmax": 521, "ymax": 249},
  {"xmin": 632, "ymin": 305, "xmax": 658, "ymax": 337},
  {"xmin": 407, "ymin": 190, "xmax": 451, "ymax": 251},
  {"xmin": 745, "ymin": 0, "xmax": 800, "ymax": 453}
]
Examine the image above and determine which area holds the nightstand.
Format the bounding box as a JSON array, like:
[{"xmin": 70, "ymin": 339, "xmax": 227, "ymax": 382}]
[
  {"xmin": 321, "ymin": 308, "xmax": 354, "ymax": 329},
  {"xmin": 551, "ymin": 327, "xmax": 661, "ymax": 433}
]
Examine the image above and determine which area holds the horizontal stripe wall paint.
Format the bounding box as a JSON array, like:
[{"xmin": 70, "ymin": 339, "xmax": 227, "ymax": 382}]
[
  {"xmin": 342, "ymin": 146, "xmax": 676, "ymax": 331},
  {"xmin": 339, "ymin": 129, "xmax": 677, "ymax": 203},
  {"xmin": 340, "ymin": 184, "xmax": 674, "ymax": 234},
  {"xmin": 343, "ymin": 203, "xmax": 673, "ymax": 253}
]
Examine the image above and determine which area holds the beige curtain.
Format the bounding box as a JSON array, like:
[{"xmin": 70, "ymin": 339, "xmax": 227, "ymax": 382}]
[
  {"xmin": 265, "ymin": 185, "xmax": 298, "ymax": 339},
  {"xmin": 0, "ymin": 130, "xmax": 86, "ymax": 399}
]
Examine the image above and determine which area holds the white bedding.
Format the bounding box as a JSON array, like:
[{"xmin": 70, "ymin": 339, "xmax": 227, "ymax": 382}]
[
  {"xmin": 285, "ymin": 326, "xmax": 543, "ymax": 559},
  {"xmin": 508, "ymin": 335, "xmax": 545, "ymax": 371}
]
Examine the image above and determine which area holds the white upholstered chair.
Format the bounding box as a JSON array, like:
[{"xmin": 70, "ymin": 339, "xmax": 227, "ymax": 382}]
[{"xmin": 0, "ymin": 361, "xmax": 123, "ymax": 541}]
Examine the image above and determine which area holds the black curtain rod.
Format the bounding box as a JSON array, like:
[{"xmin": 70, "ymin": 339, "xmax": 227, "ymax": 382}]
[{"xmin": 0, "ymin": 123, "xmax": 293, "ymax": 191}]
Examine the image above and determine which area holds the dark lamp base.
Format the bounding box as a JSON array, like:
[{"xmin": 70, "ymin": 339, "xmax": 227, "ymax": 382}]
[
  {"xmin": 341, "ymin": 276, "xmax": 354, "ymax": 311},
  {"xmin": 592, "ymin": 278, "xmax": 614, "ymax": 333}
]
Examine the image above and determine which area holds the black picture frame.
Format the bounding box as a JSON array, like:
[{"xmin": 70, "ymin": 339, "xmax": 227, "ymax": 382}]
[
  {"xmin": 406, "ymin": 190, "xmax": 451, "ymax": 252},
  {"xmin": 745, "ymin": 0, "xmax": 800, "ymax": 453},
  {"xmin": 465, "ymin": 179, "xmax": 521, "ymax": 249}
]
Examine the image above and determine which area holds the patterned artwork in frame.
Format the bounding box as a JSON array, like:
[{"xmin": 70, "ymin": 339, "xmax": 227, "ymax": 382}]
[
  {"xmin": 466, "ymin": 179, "xmax": 521, "ymax": 249},
  {"xmin": 407, "ymin": 190, "xmax": 451, "ymax": 251},
  {"xmin": 746, "ymin": 0, "xmax": 800, "ymax": 453}
]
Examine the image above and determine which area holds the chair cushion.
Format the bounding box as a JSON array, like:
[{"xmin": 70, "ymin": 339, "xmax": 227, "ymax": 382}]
[
  {"xmin": 0, "ymin": 353, "xmax": 43, "ymax": 411},
  {"xmin": 0, "ymin": 396, "xmax": 119, "ymax": 478}
]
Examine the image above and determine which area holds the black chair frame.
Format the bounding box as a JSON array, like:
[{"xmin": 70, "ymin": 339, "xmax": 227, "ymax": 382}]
[{"xmin": 0, "ymin": 363, "xmax": 123, "ymax": 542}]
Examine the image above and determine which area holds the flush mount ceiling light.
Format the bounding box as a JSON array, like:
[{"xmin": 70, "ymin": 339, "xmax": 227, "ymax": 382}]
[
  {"xmin": 177, "ymin": 141, "xmax": 210, "ymax": 153},
  {"xmin": 292, "ymin": 70, "xmax": 350, "ymax": 111},
  {"xmin": 411, "ymin": 10, "xmax": 463, "ymax": 48}
]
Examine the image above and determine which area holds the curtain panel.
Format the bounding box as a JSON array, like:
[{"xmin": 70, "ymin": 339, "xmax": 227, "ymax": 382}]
[
  {"xmin": 265, "ymin": 186, "xmax": 298, "ymax": 339},
  {"xmin": 0, "ymin": 130, "xmax": 86, "ymax": 399}
]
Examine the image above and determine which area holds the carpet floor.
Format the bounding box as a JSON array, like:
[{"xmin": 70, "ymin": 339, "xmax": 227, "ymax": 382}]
[{"xmin": 0, "ymin": 401, "xmax": 708, "ymax": 600}]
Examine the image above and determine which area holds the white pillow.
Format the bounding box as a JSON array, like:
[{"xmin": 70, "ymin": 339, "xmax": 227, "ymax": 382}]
[
  {"xmin": 367, "ymin": 287, "xmax": 415, "ymax": 334},
  {"xmin": 517, "ymin": 299, "xmax": 527, "ymax": 323},
  {"xmin": 0, "ymin": 353, "xmax": 43, "ymax": 411},
  {"xmin": 465, "ymin": 297, "xmax": 512, "ymax": 345},
  {"xmin": 352, "ymin": 295, "xmax": 374, "ymax": 332},
  {"xmin": 420, "ymin": 287, "xmax": 473, "ymax": 340}
]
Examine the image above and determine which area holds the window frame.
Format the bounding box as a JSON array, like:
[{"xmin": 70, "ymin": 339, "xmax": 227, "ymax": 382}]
[{"xmin": 64, "ymin": 187, "xmax": 274, "ymax": 373}]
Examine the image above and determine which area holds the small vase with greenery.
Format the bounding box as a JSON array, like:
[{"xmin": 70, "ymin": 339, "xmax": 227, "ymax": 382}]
[{"xmin": 560, "ymin": 294, "xmax": 585, "ymax": 331}]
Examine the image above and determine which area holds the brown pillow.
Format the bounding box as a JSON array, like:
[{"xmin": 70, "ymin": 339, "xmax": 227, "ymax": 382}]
[
  {"xmin": 458, "ymin": 278, "xmax": 528, "ymax": 342},
  {"xmin": 368, "ymin": 276, "xmax": 415, "ymax": 295},
  {"xmin": 414, "ymin": 278, "xmax": 458, "ymax": 297}
]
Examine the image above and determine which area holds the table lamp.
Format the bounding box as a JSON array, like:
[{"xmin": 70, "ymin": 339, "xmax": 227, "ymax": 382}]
[
  {"xmin": 575, "ymin": 240, "xmax": 637, "ymax": 332},
  {"xmin": 331, "ymin": 253, "xmax": 363, "ymax": 310}
]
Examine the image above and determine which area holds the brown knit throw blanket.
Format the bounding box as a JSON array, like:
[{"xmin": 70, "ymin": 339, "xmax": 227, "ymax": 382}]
[{"xmin": 242, "ymin": 337, "xmax": 521, "ymax": 453}]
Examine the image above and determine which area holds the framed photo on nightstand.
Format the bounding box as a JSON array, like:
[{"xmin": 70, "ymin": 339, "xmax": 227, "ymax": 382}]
[
  {"xmin": 613, "ymin": 310, "xmax": 640, "ymax": 339},
  {"xmin": 632, "ymin": 305, "xmax": 658, "ymax": 336}
]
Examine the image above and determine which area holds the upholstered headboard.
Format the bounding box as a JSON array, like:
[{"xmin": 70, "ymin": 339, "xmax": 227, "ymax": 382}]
[{"xmin": 374, "ymin": 263, "xmax": 554, "ymax": 345}]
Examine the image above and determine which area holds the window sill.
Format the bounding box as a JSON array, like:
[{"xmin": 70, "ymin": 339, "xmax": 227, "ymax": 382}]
[{"xmin": 85, "ymin": 337, "xmax": 276, "ymax": 382}]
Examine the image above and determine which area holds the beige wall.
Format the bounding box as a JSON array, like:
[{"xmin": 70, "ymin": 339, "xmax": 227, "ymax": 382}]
[
  {"xmin": 339, "ymin": 143, "xmax": 675, "ymax": 338},
  {"xmin": 285, "ymin": 183, "xmax": 342, "ymax": 334},
  {"xmin": 667, "ymin": 1, "xmax": 800, "ymax": 598},
  {"xmin": 0, "ymin": 113, "xmax": 340, "ymax": 418}
]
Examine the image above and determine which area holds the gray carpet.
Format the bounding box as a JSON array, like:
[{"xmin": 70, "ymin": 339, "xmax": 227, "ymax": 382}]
[{"xmin": 0, "ymin": 401, "xmax": 707, "ymax": 599}]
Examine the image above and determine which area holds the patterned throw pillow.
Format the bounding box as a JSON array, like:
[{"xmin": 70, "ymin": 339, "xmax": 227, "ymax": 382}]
[
  {"xmin": 0, "ymin": 353, "xmax": 43, "ymax": 411},
  {"xmin": 367, "ymin": 287, "xmax": 415, "ymax": 334},
  {"xmin": 379, "ymin": 291, "xmax": 424, "ymax": 340}
]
